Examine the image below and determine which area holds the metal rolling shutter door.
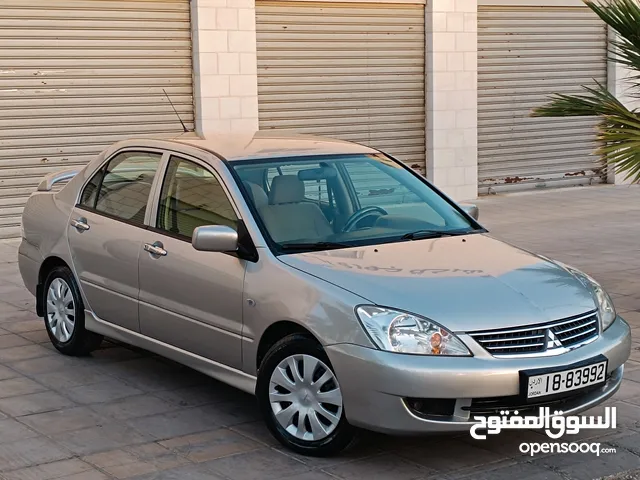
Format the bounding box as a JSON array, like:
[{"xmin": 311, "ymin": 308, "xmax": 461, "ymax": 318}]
[
  {"xmin": 478, "ymin": 5, "xmax": 608, "ymax": 193},
  {"xmin": 256, "ymin": 1, "xmax": 426, "ymax": 175},
  {"xmin": 0, "ymin": 0, "xmax": 194, "ymax": 239}
]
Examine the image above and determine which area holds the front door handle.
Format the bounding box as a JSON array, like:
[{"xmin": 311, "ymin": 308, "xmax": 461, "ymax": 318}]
[
  {"xmin": 144, "ymin": 241, "xmax": 167, "ymax": 257},
  {"xmin": 70, "ymin": 217, "xmax": 90, "ymax": 232}
]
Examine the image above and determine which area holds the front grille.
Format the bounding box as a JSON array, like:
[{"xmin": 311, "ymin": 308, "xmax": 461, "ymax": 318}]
[{"xmin": 469, "ymin": 310, "xmax": 598, "ymax": 356}]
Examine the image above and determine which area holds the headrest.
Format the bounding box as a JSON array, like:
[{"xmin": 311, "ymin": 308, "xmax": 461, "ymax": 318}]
[
  {"xmin": 243, "ymin": 181, "xmax": 269, "ymax": 209},
  {"xmin": 269, "ymin": 175, "xmax": 305, "ymax": 204}
]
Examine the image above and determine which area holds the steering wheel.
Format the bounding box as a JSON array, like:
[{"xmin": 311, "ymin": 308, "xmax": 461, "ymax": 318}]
[{"xmin": 342, "ymin": 206, "xmax": 388, "ymax": 233}]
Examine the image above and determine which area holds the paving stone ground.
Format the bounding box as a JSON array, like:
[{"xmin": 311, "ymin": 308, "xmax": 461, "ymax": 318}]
[{"xmin": 0, "ymin": 184, "xmax": 639, "ymax": 480}]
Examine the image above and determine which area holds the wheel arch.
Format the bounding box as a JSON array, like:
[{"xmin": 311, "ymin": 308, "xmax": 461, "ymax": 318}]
[
  {"xmin": 256, "ymin": 320, "xmax": 320, "ymax": 371},
  {"xmin": 36, "ymin": 256, "xmax": 71, "ymax": 317}
]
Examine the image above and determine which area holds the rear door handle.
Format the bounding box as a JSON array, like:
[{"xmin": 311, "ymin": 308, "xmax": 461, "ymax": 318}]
[
  {"xmin": 70, "ymin": 218, "xmax": 90, "ymax": 232},
  {"xmin": 144, "ymin": 241, "xmax": 167, "ymax": 257}
]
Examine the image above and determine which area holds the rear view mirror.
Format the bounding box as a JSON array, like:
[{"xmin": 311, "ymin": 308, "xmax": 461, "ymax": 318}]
[
  {"xmin": 460, "ymin": 204, "xmax": 479, "ymax": 221},
  {"xmin": 192, "ymin": 225, "xmax": 238, "ymax": 252},
  {"xmin": 297, "ymin": 166, "xmax": 338, "ymax": 181}
]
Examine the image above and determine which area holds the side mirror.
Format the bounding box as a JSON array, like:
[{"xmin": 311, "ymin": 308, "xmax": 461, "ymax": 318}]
[
  {"xmin": 192, "ymin": 225, "xmax": 238, "ymax": 252},
  {"xmin": 460, "ymin": 204, "xmax": 479, "ymax": 221}
]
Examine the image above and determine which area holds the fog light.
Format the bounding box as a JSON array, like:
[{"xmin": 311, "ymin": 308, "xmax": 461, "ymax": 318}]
[{"xmin": 405, "ymin": 398, "xmax": 456, "ymax": 418}]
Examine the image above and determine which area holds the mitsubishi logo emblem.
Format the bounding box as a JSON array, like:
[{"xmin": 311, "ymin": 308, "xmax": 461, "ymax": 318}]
[{"xmin": 546, "ymin": 330, "xmax": 563, "ymax": 350}]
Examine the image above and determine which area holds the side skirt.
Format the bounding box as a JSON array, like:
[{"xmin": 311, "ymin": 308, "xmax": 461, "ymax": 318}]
[{"xmin": 85, "ymin": 310, "xmax": 257, "ymax": 395}]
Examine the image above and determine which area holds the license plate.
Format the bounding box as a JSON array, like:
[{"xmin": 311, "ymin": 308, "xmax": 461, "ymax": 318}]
[{"xmin": 525, "ymin": 358, "xmax": 607, "ymax": 400}]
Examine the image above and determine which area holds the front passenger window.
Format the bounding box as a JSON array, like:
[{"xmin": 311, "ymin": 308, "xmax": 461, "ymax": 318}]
[{"xmin": 156, "ymin": 157, "xmax": 238, "ymax": 239}]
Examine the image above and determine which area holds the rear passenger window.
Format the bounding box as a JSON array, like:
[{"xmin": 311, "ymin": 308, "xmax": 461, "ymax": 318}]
[
  {"xmin": 156, "ymin": 156, "xmax": 238, "ymax": 239},
  {"xmin": 266, "ymin": 165, "xmax": 330, "ymax": 203},
  {"xmin": 343, "ymin": 161, "xmax": 421, "ymax": 207},
  {"xmin": 80, "ymin": 151, "xmax": 162, "ymax": 226}
]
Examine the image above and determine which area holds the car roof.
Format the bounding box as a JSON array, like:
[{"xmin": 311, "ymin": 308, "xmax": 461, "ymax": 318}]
[{"xmin": 172, "ymin": 130, "xmax": 378, "ymax": 161}]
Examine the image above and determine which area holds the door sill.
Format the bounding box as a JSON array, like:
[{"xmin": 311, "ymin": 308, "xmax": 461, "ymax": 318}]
[{"xmin": 85, "ymin": 310, "xmax": 257, "ymax": 395}]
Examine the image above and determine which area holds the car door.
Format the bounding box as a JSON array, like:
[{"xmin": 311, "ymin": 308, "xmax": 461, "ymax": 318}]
[
  {"xmin": 68, "ymin": 150, "xmax": 163, "ymax": 332},
  {"xmin": 138, "ymin": 154, "xmax": 245, "ymax": 369}
]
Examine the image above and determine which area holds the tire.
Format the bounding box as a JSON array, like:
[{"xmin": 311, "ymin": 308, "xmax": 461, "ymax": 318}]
[
  {"xmin": 256, "ymin": 333, "xmax": 356, "ymax": 456},
  {"xmin": 42, "ymin": 266, "xmax": 103, "ymax": 356}
]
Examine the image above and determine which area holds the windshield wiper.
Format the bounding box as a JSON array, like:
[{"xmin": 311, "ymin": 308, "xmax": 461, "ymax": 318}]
[
  {"xmin": 280, "ymin": 241, "xmax": 353, "ymax": 251},
  {"xmin": 400, "ymin": 229, "xmax": 472, "ymax": 241}
]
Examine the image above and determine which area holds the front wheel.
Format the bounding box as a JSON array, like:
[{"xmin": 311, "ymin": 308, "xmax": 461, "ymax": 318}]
[{"xmin": 256, "ymin": 334, "xmax": 356, "ymax": 456}]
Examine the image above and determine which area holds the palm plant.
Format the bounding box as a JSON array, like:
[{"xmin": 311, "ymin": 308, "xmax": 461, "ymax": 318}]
[{"xmin": 531, "ymin": 0, "xmax": 640, "ymax": 182}]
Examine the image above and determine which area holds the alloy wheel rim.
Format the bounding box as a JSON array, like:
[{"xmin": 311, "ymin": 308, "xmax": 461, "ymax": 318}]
[
  {"xmin": 269, "ymin": 354, "xmax": 343, "ymax": 441},
  {"xmin": 46, "ymin": 278, "xmax": 76, "ymax": 343}
]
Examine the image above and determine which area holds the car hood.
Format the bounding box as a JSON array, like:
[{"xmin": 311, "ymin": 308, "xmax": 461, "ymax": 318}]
[{"xmin": 278, "ymin": 234, "xmax": 597, "ymax": 332}]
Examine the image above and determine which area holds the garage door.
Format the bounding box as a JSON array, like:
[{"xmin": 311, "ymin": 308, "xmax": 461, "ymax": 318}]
[
  {"xmin": 256, "ymin": 1, "xmax": 426, "ymax": 175},
  {"xmin": 0, "ymin": 0, "xmax": 194, "ymax": 239},
  {"xmin": 478, "ymin": 4, "xmax": 608, "ymax": 193}
]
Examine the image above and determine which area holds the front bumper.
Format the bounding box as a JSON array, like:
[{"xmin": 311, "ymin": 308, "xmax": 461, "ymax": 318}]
[{"xmin": 326, "ymin": 315, "xmax": 631, "ymax": 434}]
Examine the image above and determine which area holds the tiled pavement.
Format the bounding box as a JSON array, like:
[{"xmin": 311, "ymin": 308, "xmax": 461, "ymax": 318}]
[{"xmin": 0, "ymin": 184, "xmax": 639, "ymax": 480}]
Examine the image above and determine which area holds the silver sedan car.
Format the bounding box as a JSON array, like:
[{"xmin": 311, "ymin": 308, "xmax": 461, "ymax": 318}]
[{"xmin": 19, "ymin": 132, "xmax": 631, "ymax": 456}]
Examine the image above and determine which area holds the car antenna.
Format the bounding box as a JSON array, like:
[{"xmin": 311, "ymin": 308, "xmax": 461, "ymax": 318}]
[{"xmin": 163, "ymin": 88, "xmax": 189, "ymax": 133}]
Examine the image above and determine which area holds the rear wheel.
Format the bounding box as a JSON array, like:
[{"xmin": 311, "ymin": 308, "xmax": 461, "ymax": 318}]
[
  {"xmin": 43, "ymin": 266, "xmax": 103, "ymax": 356},
  {"xmin": 256, "ymin": 334, "xmax": 356, "ymax": 456}
]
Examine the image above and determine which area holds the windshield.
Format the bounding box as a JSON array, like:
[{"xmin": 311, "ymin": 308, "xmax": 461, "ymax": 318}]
[{"xmin": 232, "ymin": 153, "xmax": 480, "ymax": 253}]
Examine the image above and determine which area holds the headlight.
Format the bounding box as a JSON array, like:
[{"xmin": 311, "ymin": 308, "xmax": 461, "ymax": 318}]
[
  {"xmin": 593, "ymin": 283, "xmax": 616, "ymax": 331},
  {"xmin": 355, "ymin": 306, "xmax": 471, "ymax": 356},
  {"xmin": 562, "ymin": 265, "xmax": 616, "ymax": 331}
]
